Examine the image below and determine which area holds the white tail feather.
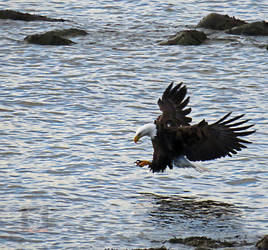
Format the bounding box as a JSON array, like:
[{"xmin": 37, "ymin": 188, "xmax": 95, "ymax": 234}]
[{"xmin": 173, "ymin": 156, "xmax": 210, "ymax": 173}]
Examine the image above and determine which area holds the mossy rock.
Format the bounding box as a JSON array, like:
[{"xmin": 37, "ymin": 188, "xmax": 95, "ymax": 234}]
[
  {"xmin": 226, "ymin": 21, "xmax": 268, "ymax": 36},
  {"xmin": 0, "ymin": 9, "xmax": 66, "ymax": 22},
  {"xmin": 197, "ymin": 13, "xmax": 246, "ymax": 30},
  {"xmin": 159, "ymin": 30, "xmax": 207, "ymax": 45}
]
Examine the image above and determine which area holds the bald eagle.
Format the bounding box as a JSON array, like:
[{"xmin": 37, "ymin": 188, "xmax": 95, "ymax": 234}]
[{"xmin": 134, "ymin": 82, "xmax": 255, "ymax": 172}]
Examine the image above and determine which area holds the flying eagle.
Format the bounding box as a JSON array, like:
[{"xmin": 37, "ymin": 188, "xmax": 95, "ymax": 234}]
[{"xmin": 134, "ymin": 82, "xmax": 255, "ymax": 172}]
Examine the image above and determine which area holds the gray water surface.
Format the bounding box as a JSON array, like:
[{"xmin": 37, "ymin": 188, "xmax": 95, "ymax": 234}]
[{"xmin": 0, "ymin": 1, "xmax": 267, "ymax": 249}]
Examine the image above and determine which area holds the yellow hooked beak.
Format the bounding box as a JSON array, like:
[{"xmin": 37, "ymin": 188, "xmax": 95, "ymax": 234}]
[{"xmin": 134, "ymin": 134, "xmax": 141, "ymax": 143}]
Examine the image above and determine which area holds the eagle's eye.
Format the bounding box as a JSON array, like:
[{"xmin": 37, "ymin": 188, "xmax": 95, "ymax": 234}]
[{"xmin": 166, "ymin": 120, "xmax": 174, "ymax": 128}]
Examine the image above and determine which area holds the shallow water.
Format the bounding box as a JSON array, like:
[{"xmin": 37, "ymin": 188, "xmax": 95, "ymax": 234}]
[{"xmin": 0, "ymin": 1, "xmax": 267, "ymax": 249}]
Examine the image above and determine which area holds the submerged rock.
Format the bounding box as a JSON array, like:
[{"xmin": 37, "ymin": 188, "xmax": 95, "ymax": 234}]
[
  {"xmin": 24, "ymin": 33, "xmax": 74, "ymax": 46},
  {"xmin": 0, "ymin": 9, "xmax": 66, "ymax": 22},
  {"xmin": 159, "ymin": 30, "xmax": 207, "ymax": 45},
  {"xmin": 43, "ymin": 28, "xmax": 88, "ymax": 38},
  {"xmin": 197, "ymin": 13, "xmax": 246, "ymax": 30},
  {"xmin": 226, "ymin": 21, "xmax": 268, "ymax": 36},
  {"xmin": 256, "ymin": 235, "xmax": 268, "ymax": 250},
  {"xmin": 24, "ymin": 28, "xmax": 87, "ymax": 46}
]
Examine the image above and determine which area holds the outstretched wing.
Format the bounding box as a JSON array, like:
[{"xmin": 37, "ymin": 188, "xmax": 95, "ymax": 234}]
[
  {"xmin": 178, "ymin": 112, "xmax": 255, "ymax": 161},
  {"xmin": 156, "ymin": 82, "xmax": 192, "ymax": 127}
]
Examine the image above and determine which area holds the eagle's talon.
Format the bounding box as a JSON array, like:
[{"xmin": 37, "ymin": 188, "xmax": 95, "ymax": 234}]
[{"xmin": 135, "ymin": 160, "xmax": 151, "ymax": 167}]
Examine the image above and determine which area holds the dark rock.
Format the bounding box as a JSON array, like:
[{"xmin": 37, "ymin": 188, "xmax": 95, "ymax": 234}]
[
  {"xmin": 24, "ymin": 33, "xmax": 74, "ymax": 46},
  {"xmin": 168, "ymin": 236, "xmax": 252, "ymax": 248},
  {"xmin": 0, "ymin": 9, "xmax": 66, "ymax": 22},
  {"xmin": 194, "ymin": 247, "xmax": 212, "ymax": 250},
  {"xmin": 226, "ymin": 21, "xmax": 268, "ymax": 36},
  {"xmin": 43, "ymin": 28, "xmax": 88, "ymax": 38},
  {"xmin": 159, "ymin": 30, "xmax": 207, "ymax": 45},
  {"xmin": 168, "ymin": 236, "xmax": 234, "ymax": 248},
  {"xmin": 197, "ymin": 13, "xmax": 246, "ymax": 30},
  {"xmin": 24, "ymin": 28, "xmax": 88, "ymax": 45},
  {"xmin": 256, "ymin": 235, "xmax": 268, "ymax": 250},
  {"xmin": 134, "ymin": 247, "xmax": 167, "ymax": 250}
]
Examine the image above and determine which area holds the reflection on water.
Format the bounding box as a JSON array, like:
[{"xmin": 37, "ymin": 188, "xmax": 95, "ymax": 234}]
[
  {"xmin": 0, "ymin": 0, "xmax": 267, "ymax": 249},
  {"xmin": 141, "ymin": 193, "xmax": 256, "ymax": 249},
  {"xmin": 146, "ymin": 193, "xmax": 244, "ymax": 237}
]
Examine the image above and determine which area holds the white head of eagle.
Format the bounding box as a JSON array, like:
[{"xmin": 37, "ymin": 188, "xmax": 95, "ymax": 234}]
[
  {"xmin": 133, "ymin": 82, "xmax": 255, "ymax": 173},
  {"xmin": 134, "ymin": 123, "xmax": 156, "ymax": 143}
]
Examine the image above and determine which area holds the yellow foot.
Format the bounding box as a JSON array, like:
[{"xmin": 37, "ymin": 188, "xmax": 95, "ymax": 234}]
[{"xmin": 135, "ymin": 160, "xmax": 152, "ymax": 167}]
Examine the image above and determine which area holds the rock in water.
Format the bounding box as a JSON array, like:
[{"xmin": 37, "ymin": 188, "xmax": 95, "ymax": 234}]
[
  {"xmin": 24, "ymin": 28, "xmax": 88, "ymax": 45},
  {"xmin": 0, "ymin": 9, "xmax": 66, "ymax": 22},
  {"xmin": 226, "ymin": 21, "xmax": 268, "ymax": 36},
  {"xmin": 197, "ymin": 13, "xmax": 246, "ymax": 30},
  {"xmin": 43, "ymin": 28, "xmax": 88, "ymax": 38},
  {"xmin": 159, "ymin": 30, "xmax": 207, "ymax": 45},
  {"xmin": 24, "ymin": 33, "xmax": 74, "ymax": 45}
]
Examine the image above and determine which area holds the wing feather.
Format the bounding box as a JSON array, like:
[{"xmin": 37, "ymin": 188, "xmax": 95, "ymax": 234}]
[
  {"xmin": 178, "ymin": 113, "xmax": 255, "ymax": 161},
  {"xmin": 156, "ymin": 82, "xmax": 192, "ymax": 126},
  {"xmin": 219, "ymin": 113, "xmax": 244, "ymax": 125}
]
